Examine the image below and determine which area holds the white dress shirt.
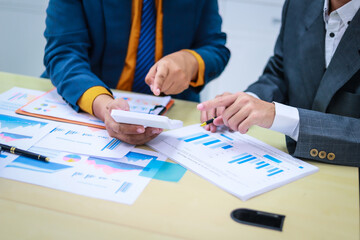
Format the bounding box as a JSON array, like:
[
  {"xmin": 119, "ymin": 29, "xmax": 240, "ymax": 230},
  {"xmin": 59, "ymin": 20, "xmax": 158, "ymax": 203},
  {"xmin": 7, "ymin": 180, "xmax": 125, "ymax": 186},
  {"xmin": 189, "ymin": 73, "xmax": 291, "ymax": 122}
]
[
  {"xmin": 251, "ymin": 0, "xmax": 360, "ymax": 141},
  {"xmin": 324, "ymin": 0, "xmax": 360, "ymax": 67}
]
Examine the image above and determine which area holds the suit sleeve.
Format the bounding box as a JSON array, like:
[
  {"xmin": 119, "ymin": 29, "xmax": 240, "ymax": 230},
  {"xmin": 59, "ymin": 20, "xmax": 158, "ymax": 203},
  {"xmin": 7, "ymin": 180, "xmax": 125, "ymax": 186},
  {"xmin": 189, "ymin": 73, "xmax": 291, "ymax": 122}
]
[
  {"xmin": 245, "ymin": 0, "xmax": 290, "ymax": 103},
  {"xmin": 286, "ymin": 109, "xmax": 360, "ymax": 167},
  {"xmin": 43, "ymin": 0, "xmax": 111, "ymax": 111},
  {"xmin": 189, "ymin": 0, "xmax": 230, "ymax": 92}
]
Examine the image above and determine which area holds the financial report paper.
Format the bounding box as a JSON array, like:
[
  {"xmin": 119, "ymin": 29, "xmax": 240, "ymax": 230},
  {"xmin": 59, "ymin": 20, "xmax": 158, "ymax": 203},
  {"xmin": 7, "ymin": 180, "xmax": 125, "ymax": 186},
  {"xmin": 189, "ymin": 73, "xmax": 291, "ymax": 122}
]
[
  {"xmin": 0, "ymin": 148, "xmax": 167, "ymax": 205},
  {"xmin": 148, "ymin": 124, "xmax": 318, "ymax": 201}
]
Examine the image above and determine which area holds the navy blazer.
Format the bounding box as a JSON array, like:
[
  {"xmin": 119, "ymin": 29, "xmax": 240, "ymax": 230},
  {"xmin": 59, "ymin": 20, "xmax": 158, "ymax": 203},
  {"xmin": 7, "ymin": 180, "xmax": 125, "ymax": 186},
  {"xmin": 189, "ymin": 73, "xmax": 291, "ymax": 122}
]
[
  {"xmin": 246, "ymin": 0, "xmax": 360, "ymax": 167},
  {"xmin": 42, "ymin": 0, "xmax": 230, "ymax": 109}
]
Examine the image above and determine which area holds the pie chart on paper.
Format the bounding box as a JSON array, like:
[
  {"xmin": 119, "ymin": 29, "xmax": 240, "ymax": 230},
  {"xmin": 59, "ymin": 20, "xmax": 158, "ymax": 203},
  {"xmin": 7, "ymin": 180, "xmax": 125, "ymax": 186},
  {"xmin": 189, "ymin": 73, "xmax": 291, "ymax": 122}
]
[{"xmin": 63, "ymin": 154, "xmax": 81, "ymax": 162}]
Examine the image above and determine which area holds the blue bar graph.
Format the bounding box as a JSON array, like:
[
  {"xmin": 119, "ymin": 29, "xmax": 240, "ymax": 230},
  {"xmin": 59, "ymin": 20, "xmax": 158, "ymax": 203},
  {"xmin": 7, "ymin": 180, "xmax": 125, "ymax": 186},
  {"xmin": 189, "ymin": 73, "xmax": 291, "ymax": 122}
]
[
  {"xmin": 226, "ymin": 152, "xmax": 286, "ymax": 177},
  {"xmin": 82, "ymin": 133, "xmax": 93, "ymax": 137},
  {"xmin": 115, "ymin": 181, "xmax": 132, "ymax": 193},
  {"xmin": 178, "ymin": 132, "xmax": 207, "ymax": 141},
  {"xmin": 50, "ymin": 128, "xmax": 64, "ymax": 133},
  {"xmin": 268, "ymin": 170, "xmax": 284, "ymax": 176},
  {"xmin": 178, "ymin": 132, "xmax": 234, "ymax": 150},
  {"xmin": 210, "ymin": 142, "xmax": 228, "ymax": 149},
  {"xmin": 236, "ymin": 158, "xmax": 253, "ymax": 164},
  {"xmin": 267, "ymin": 168, "xmax": 279, "ymax": 173},
  {"xmin": 220, "ymin": 134, "xmax": 233, "ymax": 141},
  {"xmin": 232, "ymin": 153, "xmax": 248, "ymax": 159},
  {"xmin": 109, "ymin": 139, "xmax": 121, "ymax": 150},
  {"xmin": 101, "ymin": 139, "xmax": 121, "ymax": 151},
  {"xmin": 222, "ymin": 145, "xmax": 233, "ymax": 149},
  {"xmin": 203, "ymin": 139, "xmax": 221, "ymax": 146},
  {"xmin": 65, "ymin": 130, "xmax": 78, "ymax": 135},
  {"xmin": 256, "ymin": 163, "xmax": 270, "ymax": 169},
  {"xmin": 229, "ymin": 154, "xmax": 253, "ymax": 164},
  {"xmin": 184, "ymin": 134, "xmax": 209, "ymax": 142},
  {"xmin": 194, "ymin": 137, "xmax": 217, "ymax": 145},
  {"xmin": 238, "ymin": 156, "xmax": 256, "ymax": 164},
  {"xmin": 264, "ymin": 154, "xmax": 282, "ymax": 163}
]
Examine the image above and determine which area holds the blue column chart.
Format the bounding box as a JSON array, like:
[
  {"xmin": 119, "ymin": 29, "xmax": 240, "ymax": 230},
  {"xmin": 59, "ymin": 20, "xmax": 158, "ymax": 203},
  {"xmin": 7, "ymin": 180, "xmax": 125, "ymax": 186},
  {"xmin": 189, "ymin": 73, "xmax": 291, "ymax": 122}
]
[
  {"xmin": 178, "ymin": 132, "xmax": 233, "ymax": 150},
  {"xmin": 228, "ymin": 153, "xmax": 287, "ymax": 177},
  {"xmin": 36, "ymin": 124, "xmax": 134, "ymax": 159},
  {"xmin": 148, "ymin": 124, "xmax": 319, "ymax": 201}
]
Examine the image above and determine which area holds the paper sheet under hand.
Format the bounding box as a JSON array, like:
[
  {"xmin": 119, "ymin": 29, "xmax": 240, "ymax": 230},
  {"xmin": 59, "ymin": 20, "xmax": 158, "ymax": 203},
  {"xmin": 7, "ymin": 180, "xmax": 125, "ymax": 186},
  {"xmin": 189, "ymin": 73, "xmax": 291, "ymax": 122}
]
[{"xmin": 147, "ymin": 124, "xmax": 318, "ymax": 201}]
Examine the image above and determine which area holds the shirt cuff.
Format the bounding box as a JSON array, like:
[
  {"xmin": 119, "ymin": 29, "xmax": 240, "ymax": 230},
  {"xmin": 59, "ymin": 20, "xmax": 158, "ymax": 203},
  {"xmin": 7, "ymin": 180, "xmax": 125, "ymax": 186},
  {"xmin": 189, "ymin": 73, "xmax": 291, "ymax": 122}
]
[
  {"xmin": 245, "ymin": 92, "xmax": 260, "ymax": 99},
  {"xmin": 77, "ymin": 86, "xmax": 113, "ymax": 115},
  {"xmin": 269, "ymin": 102, "xmax": 300, "ymax": 141},
  {"xmin": 182, "ymin": 49, "xmax": 205, "ymax": 88}
]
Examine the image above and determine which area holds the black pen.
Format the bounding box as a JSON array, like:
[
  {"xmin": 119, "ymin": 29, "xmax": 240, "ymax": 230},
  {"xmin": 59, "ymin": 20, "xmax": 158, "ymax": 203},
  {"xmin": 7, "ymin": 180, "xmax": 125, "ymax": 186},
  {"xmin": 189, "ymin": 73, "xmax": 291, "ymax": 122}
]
[
  {"xmin": 200, "ymin": 117, "xmax": 216, "ymax": 127},
  {"xmin": 0, "ymin": 143, "xmax": 50, "ymax": 162}
]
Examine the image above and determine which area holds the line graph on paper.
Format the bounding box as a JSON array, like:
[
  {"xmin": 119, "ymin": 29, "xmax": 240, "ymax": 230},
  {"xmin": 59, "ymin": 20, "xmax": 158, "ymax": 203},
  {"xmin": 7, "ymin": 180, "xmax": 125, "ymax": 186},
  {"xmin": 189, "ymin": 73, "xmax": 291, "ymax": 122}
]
[{"xmin": 0, "ymin": 114, "xmax": 51, "ymax": 148}]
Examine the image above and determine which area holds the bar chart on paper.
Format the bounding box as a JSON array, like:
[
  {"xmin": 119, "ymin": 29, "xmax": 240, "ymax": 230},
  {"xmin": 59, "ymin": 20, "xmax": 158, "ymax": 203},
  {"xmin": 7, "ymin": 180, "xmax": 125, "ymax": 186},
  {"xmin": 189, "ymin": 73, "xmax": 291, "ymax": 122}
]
[
  {"xmin": 178, "ymin": 132, "xmax": 233, "ymax": 150},
  {"xmin": 0, "ymin": 87, "xmax": 43, "ymax": 112},
  {"xmin": 148, "ymin": 124, "xmax": 318, "ymax": 201},
  {"xmin": 35, "ymin": 124, "xmax": 135, "ymax": 159},
  {"xmin": 176, "ymin": 131, "xmax": 309, "ymax": 179},
  {"xmin": 19, "ymin": 88, "xmax": 106, "ymax": 127},
  {"xmin": 228, "ymin": 153, "xmax": 290, "ymax": 177}
]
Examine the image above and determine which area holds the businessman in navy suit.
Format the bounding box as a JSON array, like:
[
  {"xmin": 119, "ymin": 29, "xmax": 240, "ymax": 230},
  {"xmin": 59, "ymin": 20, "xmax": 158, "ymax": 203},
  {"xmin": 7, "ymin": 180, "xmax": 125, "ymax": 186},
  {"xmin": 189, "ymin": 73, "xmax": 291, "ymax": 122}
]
[
  {"xmin": 198, "ymin": 0, "xmax": 360, "ymax": 167},
  {"xmin": 43, "ymin": 0, "xmax": 229, "ymax": 145}
]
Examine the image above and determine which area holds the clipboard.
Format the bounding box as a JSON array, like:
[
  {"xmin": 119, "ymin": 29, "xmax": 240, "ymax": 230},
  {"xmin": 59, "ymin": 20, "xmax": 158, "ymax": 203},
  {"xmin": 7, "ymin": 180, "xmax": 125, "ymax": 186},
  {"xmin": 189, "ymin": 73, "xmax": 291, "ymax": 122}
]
[{"xmin": 16, "ymin": 88, "xmax": 175, "ymax": 129}]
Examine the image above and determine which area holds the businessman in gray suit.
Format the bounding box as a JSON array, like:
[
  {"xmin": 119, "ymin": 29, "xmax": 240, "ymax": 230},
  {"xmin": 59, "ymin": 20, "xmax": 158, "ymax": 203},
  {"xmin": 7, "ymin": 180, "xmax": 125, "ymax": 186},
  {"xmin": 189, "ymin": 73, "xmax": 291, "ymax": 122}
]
[{"xmin": 198, "ymin": 0, "xmax": 360, "ymax": 167}]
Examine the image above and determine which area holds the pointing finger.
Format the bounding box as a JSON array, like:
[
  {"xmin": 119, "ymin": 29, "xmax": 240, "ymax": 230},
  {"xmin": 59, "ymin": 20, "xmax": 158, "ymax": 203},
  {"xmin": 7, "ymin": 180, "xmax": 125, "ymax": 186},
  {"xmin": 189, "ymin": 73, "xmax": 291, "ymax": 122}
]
[
  {"xmin": 153, "ymin": 63, "xmax": 169, "ymax": 96},
  {"xmin": 145, "ymin": 64, "xmax": 157, "ymax": 88}
]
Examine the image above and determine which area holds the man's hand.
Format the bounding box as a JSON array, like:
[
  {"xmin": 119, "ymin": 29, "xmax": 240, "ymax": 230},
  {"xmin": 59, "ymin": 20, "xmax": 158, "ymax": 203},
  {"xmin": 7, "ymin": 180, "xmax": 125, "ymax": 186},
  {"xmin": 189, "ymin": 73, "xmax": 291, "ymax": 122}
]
[
  {"xmin": 197, "ymin": 92, "xmax": 275, "ymax": 134},
  {"xmin": 200, "ymin": 92, "xmax": 232, "ymax": 133},
  {"xmin": 93, "ymin": 95, "xmax": 162, "ymax": 145},
  {"xmin": 145, "ymin": 51, "xmax": 198, "ymax": 96}
]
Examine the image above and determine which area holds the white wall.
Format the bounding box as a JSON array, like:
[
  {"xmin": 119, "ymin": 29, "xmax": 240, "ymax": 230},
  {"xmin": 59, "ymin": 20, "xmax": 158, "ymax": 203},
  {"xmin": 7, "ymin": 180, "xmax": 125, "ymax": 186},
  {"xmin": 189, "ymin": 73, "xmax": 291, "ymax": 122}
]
[
  {"xmin": 0, "ymin": 0, "xmax": 285, "ymax": 101},
  {"xmin": 0, "ymin": 0, "xmax": 47, "ymax": 77},
  {"xmin": 200, "ymin": 0, "xmax": 285, "ymax": 101}
]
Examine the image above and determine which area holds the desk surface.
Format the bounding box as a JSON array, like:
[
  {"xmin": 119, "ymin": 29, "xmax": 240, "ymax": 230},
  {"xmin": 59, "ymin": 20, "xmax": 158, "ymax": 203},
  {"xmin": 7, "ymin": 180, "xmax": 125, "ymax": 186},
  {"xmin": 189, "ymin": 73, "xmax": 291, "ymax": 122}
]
[{"xmin": 0, "ymin": 72, "xmax": 358, "ymax": 240}]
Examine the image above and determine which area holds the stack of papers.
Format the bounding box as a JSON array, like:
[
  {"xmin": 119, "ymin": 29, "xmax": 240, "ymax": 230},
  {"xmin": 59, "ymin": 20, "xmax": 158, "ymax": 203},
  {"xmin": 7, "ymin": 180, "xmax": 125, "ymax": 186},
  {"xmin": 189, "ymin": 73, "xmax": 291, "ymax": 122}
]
[
  {"xmin": 0, "ymin": 87, "xmax": 171, "ymax": 204},
  {"xmin": 0, "ymin": 87, "xmax": 318, "ymax": 203}
]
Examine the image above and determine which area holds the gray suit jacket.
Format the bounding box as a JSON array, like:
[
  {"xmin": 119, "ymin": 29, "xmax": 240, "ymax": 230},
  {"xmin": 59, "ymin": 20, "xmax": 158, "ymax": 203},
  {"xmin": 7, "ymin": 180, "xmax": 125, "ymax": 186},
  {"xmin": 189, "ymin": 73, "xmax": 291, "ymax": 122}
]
[{"xmin": 246, "ymin": 0, "xmax": 360, "ymax": 167}]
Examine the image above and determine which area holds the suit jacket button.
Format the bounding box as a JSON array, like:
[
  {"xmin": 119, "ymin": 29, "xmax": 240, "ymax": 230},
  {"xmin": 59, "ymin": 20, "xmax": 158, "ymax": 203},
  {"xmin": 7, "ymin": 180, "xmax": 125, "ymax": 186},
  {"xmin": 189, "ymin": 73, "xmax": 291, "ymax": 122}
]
[
  {"xmin": 327, "ymin": 153, "xmax": 335, "ymax": 160},
  {"xmin": 310, "ymin": 149, "xmax": 318, "ymax": 157},
  {"xmin": 319, "ymin": 151, "xmax": 326, "ymax": 159}
]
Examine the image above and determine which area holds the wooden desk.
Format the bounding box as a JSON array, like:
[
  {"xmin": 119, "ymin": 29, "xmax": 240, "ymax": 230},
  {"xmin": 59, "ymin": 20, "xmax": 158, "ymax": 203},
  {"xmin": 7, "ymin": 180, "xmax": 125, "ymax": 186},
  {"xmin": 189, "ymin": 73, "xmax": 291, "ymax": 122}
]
[{"xmin": 0, "ymin": 72, "xmax": 358, "ymax": 240}]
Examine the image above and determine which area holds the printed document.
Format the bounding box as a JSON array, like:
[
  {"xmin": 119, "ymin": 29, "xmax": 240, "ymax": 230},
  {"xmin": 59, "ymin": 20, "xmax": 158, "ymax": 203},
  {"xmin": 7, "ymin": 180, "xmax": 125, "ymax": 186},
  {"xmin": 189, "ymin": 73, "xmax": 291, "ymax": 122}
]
[
  {"xmin": 147, "ymin": 124, "xmax": 318, "ymax": 201},
  {"xmin": 0, "ymin": 112, "xmax": 57, "ymax": 150},
  {"xmin": 0, "ymin": 147, "xmax": 166, "ymax": 205},
  {"xmin": 35, "ymin": 122, "xmax": 134, "ymax": 160},
  {"xmin": 0, "ymin": 87, "xmax": 43, "ymax": 112},
  {"xmin": 18, "ymin": 88, "xmax": 173, "ymax": 128}
]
